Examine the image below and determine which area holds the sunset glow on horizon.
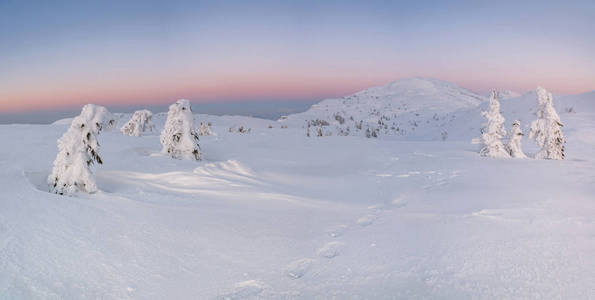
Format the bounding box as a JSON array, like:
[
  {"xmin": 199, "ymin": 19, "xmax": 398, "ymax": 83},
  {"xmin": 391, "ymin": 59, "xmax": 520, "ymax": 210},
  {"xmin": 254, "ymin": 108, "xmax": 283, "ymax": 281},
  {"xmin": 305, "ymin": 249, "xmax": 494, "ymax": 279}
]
[{"xmin": 1, "ymin": 0, "xmax": 594, "ymax": 114}]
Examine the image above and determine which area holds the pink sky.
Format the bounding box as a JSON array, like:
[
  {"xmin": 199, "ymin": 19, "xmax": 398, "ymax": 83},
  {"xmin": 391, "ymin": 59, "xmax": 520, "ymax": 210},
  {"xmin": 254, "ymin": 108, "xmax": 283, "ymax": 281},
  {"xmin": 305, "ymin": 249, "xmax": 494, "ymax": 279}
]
[{"xmin": 1, "ymin": 1, "xmax": 594, "ymax": 113}]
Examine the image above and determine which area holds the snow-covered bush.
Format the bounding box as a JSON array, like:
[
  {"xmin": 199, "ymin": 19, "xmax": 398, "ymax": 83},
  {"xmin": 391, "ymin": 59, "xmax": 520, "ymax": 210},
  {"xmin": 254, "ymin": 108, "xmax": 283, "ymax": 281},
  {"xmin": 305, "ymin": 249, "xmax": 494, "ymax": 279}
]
[
  {"xmin": 197, "ymin": 122, "xmax": 214, "ymax": 136},
  {"xmin": 479, "ymin": 91, "xmax": 510, "ymax": 158},
  {"xmin": 160, "ymin": 99, "xmax": 202, "ymax": 160},
  {"xmin": 120, "ymin": 109, "xmax": 154, "ymax": 136},
  {"xmin": 506, "ymin": 120, "xmax": 527, "ymax": 158},
  {"xmin": 228, "ymin": 125, "xmax": 251, "ymax": 133},
  {"xmin": 529, "ymin": 87, "xmax": 565, "ymax": 160},
  {"xmin": 441, "ymin": 130, "xmax": 448, "ymax": 141},
  {"xmin": 48, "ymin": 104, "xmax": 116, "ymax": 195}
]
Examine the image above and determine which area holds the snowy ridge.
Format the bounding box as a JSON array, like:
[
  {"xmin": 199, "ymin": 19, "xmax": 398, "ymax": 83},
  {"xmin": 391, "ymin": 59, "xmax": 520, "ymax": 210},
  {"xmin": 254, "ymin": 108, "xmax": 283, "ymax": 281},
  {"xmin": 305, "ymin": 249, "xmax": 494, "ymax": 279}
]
[
  {"xmin": 494, "ymin": 90, "xmax": 522, "ymax": 100},
  {"xmin": 284, "ymin": 78, "xmax": 593, "ymax": 142},
  {"xmin": 284, "ymin": 77, "xmax": 486, "ymax": 140}
]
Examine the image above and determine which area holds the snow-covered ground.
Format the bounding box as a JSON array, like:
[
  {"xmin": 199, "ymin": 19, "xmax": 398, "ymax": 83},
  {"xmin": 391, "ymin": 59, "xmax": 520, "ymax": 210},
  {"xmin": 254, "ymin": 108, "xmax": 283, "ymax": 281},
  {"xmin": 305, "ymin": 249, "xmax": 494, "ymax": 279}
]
[{"xmin": 1, "ymin": 79, "xmax": 595, "ymax": 298}]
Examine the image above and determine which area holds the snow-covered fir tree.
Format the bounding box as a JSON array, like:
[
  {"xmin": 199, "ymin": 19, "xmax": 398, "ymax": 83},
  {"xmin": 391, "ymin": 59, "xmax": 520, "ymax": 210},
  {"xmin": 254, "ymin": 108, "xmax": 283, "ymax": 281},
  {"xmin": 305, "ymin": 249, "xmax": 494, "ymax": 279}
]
[
  {"xmin": 160, "ymin": 99, "xmax": 202, "ymax": 160},
  {"xmin": 120, "ymin": 109, "xmax": 154, "ymax": 136},
  {"xmin": 479, "ymin": 91, "xmax": 510, "ymax": 158},
  {"xmin": 506, "ymin": 120, "xmax": 527, "ymax": 158},
  {"xmin": 48, "ymin": 104, "xmax": 116, "ymax": 195},
  {"xmin": 197, "ymin": 122, "xmax": 214, "ymax": 136},
  {"xmin": 529, "ymin": 87, "xmax": 565, "ymax": 160}
]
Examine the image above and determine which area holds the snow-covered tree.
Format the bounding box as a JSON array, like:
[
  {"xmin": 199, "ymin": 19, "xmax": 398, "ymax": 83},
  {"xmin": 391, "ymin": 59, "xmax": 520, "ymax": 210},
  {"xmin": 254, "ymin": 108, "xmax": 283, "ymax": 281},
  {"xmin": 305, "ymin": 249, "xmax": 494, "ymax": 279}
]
[
  {"xmin": 197, "ymin": 122, "xmax": 214, "ymax": 136},
  {"xmin": 48, "ymin": 104, "xmax": 116, "ymax": 195},
  {"xmin": 160, "ymin": 99, "xmax": 202, "ymax": 160},
  {"xmin": 506, "ymin": 120, "xmax": 527, "ymax": 158},
  {"xmin": 529, "ymin": 87, "xmax": 565, "ymax": 160},
  {"xmin": 479, "ymin": 91, "xmax": 510, "ymax": 158},
  {"xmin": 120, "ymin": 109, "xmax": 154, "ymax": 136}
]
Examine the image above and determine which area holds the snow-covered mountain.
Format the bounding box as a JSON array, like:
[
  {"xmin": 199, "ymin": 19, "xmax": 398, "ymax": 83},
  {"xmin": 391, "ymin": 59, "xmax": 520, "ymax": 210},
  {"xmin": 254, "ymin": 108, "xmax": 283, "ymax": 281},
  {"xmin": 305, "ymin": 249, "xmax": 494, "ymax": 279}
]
[
  {"xmin": 493, "ymin": 90, "xmax": 522, "ymax": 100},
  {"xmin": 284, "ymin": 78, "xmax": 594, "ymax": 142},
  {"xmin": 284, "ymin": 77, "xmax": 486, "ymax": 140}
]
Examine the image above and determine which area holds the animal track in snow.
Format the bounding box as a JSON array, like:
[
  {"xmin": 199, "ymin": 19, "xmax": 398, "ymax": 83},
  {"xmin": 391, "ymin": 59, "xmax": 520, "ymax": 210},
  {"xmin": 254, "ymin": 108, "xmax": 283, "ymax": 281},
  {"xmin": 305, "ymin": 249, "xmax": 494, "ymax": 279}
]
[
  {"xmin": 413, "ymin": 151, "xmax": 434, "ymax": 158},
  {"xmin": 392, "ymin": 195, "xmax": 408, "ymax": 208},
  {"xmin": 317, "ymin": 242, "xmax": 344, "ymax": 259},
  {"xmin": 357, "ymin": 214, "xmax": 378, "ymax": 226},
  {"xmin": 219, "ymin": 280, "xmax": 267, "ymax": 300},
  {"xmin": 375, "ymin": 173, "xmax": 393, "ymax": 177},
  {"xmin": 326, "ymin": 224, "xmax": 349, "ymax": 238},
  {"xmin": 285, "ymin": 258, "xmax": 315, "ymax": 279},
  {"xmin": 367, "ymin": 204, "xmax": 386, "ymax": 211}
]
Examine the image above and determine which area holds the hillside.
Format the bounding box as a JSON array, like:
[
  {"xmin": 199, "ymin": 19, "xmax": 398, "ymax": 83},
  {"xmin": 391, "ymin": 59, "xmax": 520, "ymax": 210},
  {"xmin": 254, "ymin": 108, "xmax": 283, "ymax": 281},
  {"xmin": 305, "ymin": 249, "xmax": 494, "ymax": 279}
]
[
  {"xmin": 283, "ymin": 77, "xmax": 485, "ymax": 140},
  {"xmin": 284, "ymin": 78, "xmax": 594, "ymax": 143}
]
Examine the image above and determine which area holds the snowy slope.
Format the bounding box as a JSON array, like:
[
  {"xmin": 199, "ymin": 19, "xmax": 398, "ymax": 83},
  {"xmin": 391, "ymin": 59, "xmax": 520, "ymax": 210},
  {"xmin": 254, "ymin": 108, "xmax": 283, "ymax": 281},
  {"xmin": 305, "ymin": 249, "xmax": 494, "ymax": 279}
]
[
  {"xmin": 284, "ymin": 78, "xmax": 593, "ymax": 143},
  {"xmin": 443, "ymin": 90, "xmax": 594, "ymax": 143},
  {"xmin": 1, "ymin": 83, "xmax": 595, "ymax": 299},
  {"xmin": 284, "ymin": 77, "xmax": 485, "ymax": 140},
  {"xmin": 493, "ymin": 90, "xmax": 522, "ymax": 100}
]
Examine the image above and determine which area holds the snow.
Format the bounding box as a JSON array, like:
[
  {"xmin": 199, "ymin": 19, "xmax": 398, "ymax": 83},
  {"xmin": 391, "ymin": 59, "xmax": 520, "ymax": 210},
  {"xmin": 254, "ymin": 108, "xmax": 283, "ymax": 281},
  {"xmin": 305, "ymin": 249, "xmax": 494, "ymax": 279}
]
[
  {"xmin": 121, "ymin": 110, "xmax": 154, "ymax": 137},
  {"xmin": 285, "ymin": 77, "xmax": 486, "ymax": 140},
  {"xmin": 530, "ymin": 87, "xmax": 565, "ymax": 160},
  {"xmin": 1, "ymin": 79, "xmax": 595, "ymax": 298},
  {"xmin": 48, "ymin": 104, "xmax": 115, "ymax": 195},
  {"xmin": 479, "ymin": 92, "xmax": 509, "ymax": 158},
  {"xmin": 495, "ymin": 90, "xmax": 522, "ymax": 100},
  {"xmin": 507, "ymin": 120, "xmax": 527, "ymax": 158},
  {"xmin": 160, "ymin": 99, "xmax": 202, "ymax": 160}
]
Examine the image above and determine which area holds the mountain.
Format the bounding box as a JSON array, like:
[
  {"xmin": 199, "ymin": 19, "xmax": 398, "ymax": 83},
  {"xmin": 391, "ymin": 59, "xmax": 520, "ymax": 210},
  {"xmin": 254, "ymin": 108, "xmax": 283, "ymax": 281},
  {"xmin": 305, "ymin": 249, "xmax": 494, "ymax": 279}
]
[
  {"xmin": 489, "ymin": 90, "xmax": 522, "ymax": 100},
  {"xmin": 284, "ymin": 78, "xmax": 595, "ymax": 142},
  {"xmin": 284, "ymin": 77, "xmax": 486, "ymax": 140}
]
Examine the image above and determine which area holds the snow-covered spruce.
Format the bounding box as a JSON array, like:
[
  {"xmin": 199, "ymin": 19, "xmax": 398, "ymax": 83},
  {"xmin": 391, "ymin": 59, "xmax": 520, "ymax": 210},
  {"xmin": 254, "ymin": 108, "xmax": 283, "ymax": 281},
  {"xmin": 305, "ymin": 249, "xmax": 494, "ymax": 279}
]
[
  {"xmin": 529, "ymin": 87, "xmax": 565, "ymax": 160},
  {"xmin": 120, "ymin": 109, "xmax": 154, "ymax": 136},
  {"xmin": 48, "ymin": 104, "xmax": 116, "ymax": 195},
  {"xmin": 197, "ymin": 122, "xmax": 214, "ymax": 136},
  {"xmin": 160, "ymin": 99, "xmax": 202, "ymax": 160},
  {"xmin": 479, "ymin": 91, "xmax": 510, "ymax": 158},
  {"xmin": 506, "ymin": 120, "xmax": 527, "ymax": 158}
]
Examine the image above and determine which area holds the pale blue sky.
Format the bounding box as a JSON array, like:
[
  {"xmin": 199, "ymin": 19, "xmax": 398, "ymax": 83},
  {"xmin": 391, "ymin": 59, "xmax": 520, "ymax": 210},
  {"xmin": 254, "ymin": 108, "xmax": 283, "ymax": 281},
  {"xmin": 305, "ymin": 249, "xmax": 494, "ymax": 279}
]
[{"xmin": 1, "ymin": 0, "xmax": 594, "ymax": 115}]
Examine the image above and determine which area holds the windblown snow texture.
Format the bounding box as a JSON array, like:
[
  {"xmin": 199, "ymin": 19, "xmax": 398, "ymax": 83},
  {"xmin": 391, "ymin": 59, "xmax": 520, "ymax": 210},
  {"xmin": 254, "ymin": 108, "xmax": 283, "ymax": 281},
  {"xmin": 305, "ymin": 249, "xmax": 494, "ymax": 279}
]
[{"xmin": 2, "ymin": 78, "xmax": 595, "ymax": 298}]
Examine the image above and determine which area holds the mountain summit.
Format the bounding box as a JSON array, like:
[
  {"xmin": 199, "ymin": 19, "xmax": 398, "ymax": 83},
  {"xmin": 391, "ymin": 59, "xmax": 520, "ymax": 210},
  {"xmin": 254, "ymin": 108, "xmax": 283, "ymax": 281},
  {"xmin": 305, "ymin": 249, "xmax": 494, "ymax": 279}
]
[{"xmin": 285, "ymin": 77, "xmax": 485, "ymax": 140}]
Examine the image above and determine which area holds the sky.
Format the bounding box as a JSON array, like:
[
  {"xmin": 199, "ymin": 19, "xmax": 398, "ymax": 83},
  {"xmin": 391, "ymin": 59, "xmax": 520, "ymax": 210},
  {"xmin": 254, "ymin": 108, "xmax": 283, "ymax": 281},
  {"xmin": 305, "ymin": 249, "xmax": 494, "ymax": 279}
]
[{"xmin": 1, "ymin": 0, "xmax": 594, "ymax": 116}]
